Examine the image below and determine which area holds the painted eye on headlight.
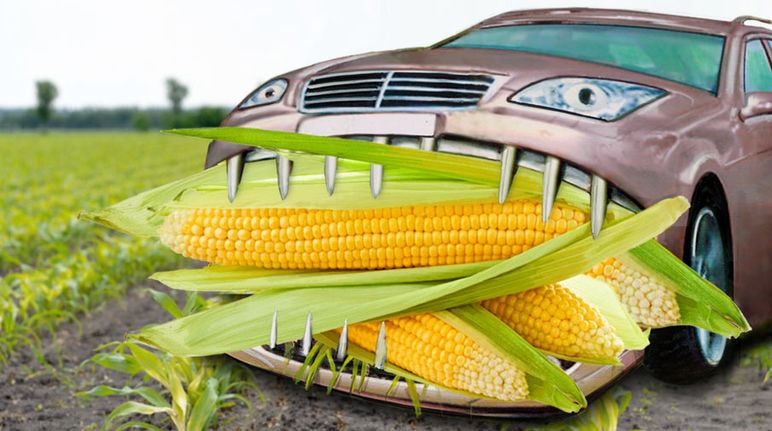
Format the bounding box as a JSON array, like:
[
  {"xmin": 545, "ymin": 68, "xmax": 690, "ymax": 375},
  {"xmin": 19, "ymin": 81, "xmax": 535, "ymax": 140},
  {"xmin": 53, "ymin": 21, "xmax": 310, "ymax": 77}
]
[
  {"xmin": 509, "ymin": 78, "xmax": 665, "ymax": 121},
  {"xmin": 240, "ymin": 78, "xmax": 288, "ymax": 109}
]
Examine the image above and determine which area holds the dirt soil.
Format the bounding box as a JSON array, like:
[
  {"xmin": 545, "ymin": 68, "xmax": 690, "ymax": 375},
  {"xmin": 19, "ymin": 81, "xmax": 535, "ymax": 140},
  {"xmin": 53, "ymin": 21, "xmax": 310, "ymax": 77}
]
[{"xmin": 0, "ymin": 284, "xmax": 770, "ymax": 431}]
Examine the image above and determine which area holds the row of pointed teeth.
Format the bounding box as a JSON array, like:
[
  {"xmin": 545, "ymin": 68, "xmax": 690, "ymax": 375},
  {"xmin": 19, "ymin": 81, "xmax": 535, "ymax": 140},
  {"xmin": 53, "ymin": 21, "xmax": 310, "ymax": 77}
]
[
  {"xmin": 268, "ymin": 309, "xmax": 388, "ymax": 369},
  {"xmin": 225, "ymin": 136, "xmax": 638, "ymax": 240}
]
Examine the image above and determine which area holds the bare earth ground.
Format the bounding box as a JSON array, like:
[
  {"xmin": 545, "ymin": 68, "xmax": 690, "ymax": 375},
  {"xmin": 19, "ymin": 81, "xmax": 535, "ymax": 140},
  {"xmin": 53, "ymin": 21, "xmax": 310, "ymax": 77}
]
[{"xmin": 0, "ymin": 284, "xmax": 770, "ymax": 431}]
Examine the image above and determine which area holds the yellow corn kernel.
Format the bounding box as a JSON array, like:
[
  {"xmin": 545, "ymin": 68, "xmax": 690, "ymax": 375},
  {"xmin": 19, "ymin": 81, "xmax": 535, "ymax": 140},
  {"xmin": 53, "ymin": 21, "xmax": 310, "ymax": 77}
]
[
  {"xmin": 158, "ymin": 200, "xmax": 585, "ymax": 270},
  {"xmin": 481, "ymin": 283, "xmax": 624, "ymax": 360},
  {"xmin": 344, "ymin": 313, "xmax": 528, "ymax": 401},
  {"xmin": 586, "ymin": 257, "xmax": 680, "ymax": 327}
]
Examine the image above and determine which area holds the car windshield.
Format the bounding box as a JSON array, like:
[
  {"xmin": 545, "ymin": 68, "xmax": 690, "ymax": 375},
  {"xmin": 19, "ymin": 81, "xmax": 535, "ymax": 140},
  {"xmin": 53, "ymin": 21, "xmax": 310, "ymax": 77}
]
[{"xmin": 441, "ymin": 24, "xmax": 725, "ymax": 93}]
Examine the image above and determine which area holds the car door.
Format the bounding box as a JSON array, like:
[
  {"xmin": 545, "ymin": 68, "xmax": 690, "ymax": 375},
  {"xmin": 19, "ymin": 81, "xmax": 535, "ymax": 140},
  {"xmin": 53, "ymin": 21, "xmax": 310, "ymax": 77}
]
[{"xmin": 728, "ymin": 36, "xmax": 772, "ymax": 323}]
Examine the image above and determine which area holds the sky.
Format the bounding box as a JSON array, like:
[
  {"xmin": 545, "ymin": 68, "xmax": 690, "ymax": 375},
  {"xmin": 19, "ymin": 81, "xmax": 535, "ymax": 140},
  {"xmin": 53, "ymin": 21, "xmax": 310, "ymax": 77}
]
[{"xmin": 1, "ymin": 0, "xmax": 770, "ymax": 109}]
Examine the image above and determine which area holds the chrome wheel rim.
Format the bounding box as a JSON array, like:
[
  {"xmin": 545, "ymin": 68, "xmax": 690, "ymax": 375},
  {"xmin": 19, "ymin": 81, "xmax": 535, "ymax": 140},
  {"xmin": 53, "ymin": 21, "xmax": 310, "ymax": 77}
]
[{"xmin": 691, "ymin": 207, "xmax": 729, "ymax": 365}]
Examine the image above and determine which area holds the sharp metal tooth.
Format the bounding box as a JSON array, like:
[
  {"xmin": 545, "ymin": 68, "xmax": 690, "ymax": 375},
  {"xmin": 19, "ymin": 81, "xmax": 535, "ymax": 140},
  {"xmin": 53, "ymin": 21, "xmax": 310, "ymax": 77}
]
[
  {"xmin": 269, "ymin": 309, "xmax": 278, "ymax": 349},
  {"xmin": 542, "ymin": 156, "xmax": 561, "ymax": 223},
  {"xmin": 301, "ymin": 312, "xmax": 313, "ymax": 356},
  {"xmin": 370, "ymin": 136, "xmax": 388, "ymax": 198},
  {"xmin": 324, "ymin": 156, "xmax": 337, "ymax": 195},
  {"xmin": 276, "ymin": 156, "xmax": 291, "ymax": 200},
  {"xmin": 420, "ymin": 136, "xmax": 436, "ymax": 151},
  {"xmin": 373, "ymin": 321, "xmax": 387, "ymax": 369},
  {"xmin": 226, "ymin": 153, "xmax": 245, "ymax": 203},
  {"xmin": 370, "ymin": 164, "xmax": 383, "ymax": 198},
  {"xmin": 498, "ymin": 145, "xmax": 517, "ymax": 204},
  {"xmin": 590, "ymin": 175, "xmax": 608, "ymax": 239},
  {"xmin": 336, "ymin": 319, "xmax": 348, "ymax": 362}
]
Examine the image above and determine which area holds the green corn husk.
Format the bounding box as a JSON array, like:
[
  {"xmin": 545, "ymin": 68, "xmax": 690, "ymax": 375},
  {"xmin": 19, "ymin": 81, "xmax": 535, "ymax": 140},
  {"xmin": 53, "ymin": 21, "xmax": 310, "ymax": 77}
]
[
  {"xmin": 131, "ymin": 197, "xmax": 687, "ymax": 358},
  {"xmin": 439, "ymin": 305, "xmax": 585, "ymax": 410},
  {"xmin": 315, "ymin": 304, "xmax": 588, "ymax": 413},
  {"xmin": 166, "ymin": 127, "xmax": 503, "ymax": 186},
  {"xmin": 80, "ymin": 152, "xmax": 631, "ymax": 239},
  {"xmin": 537, "ymin": 275, "xmax": 649, "ymax": 365},
  {"xmin": 623, "ymin": 242, "xmax": 749, "ymax": 333},
  {"xmin": 82, "ymin": 127, "xmax": 751, "ymax": 411}
]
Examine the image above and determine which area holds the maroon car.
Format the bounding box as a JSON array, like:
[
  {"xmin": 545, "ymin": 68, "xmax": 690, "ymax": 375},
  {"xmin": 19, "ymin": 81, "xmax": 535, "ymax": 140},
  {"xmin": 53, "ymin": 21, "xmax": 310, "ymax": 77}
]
[{"xmin": 208, "ymin": 8, "xmax": 772, "ymax": 416}]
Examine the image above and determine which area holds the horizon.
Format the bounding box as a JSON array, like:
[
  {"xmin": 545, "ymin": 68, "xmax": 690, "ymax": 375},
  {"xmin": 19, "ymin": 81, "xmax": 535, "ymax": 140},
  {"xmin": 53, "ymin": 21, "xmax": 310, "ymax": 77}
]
[{"xmin": 3, "ymin": 0, "xmax": 770, "ymax": 110}]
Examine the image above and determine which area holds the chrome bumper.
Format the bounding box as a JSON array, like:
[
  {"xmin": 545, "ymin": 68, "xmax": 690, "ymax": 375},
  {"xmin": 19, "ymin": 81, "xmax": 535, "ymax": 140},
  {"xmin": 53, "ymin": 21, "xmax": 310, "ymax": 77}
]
[{"xmin": 230, "ymin": 346, "xmax": 643, "ymax": 418}]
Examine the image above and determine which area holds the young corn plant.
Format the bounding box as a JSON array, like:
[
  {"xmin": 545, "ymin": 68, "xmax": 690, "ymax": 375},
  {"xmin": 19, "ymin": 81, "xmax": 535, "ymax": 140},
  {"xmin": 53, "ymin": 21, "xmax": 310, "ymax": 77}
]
[
  {"xmin": 524, "ymin": 387, "xmax": 632, "ymax": 431},
  {"xmin": 739, "ymin": 341, "xmax": 772, "ymax": 384},
  {"xmin": 79, "ymin": 291, "xmax": 263, "ymax": 431},
  {"xmin": 0, "ymin": 132, "xmax": 201, "ymax": 367}
]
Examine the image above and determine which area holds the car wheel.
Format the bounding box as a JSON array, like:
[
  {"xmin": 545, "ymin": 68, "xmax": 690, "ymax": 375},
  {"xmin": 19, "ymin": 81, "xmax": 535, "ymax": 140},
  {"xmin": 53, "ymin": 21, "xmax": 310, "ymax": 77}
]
[{"xmin": 643, "ymin": 179, "xmax": 735, "ymax": 384}]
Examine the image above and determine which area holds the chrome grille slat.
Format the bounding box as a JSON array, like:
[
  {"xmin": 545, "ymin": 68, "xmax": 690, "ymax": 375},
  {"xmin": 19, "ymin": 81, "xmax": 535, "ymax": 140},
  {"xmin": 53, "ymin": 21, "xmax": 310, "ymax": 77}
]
[
  {"xmin": 385, "ymin": 85, "xmax": 487, "ymax": 94},
  {"xmin": 304, "ymin": 97, "xmax": 379, "ymax": 104},
  {"xmin": 306, "ymin": 78, "xmax": 387, "ymax": 90},
  {"xmin": 305, "ymin": 88, "xmax": 382, "ymax": 96},
  {"xmin": 301, "ymin": 70, "xmax": 494, "ymax": 113},
  {"xmin": 389, "ymin": 77, "xmax": 491, "ymax": 86},
  {"xmin": 381, "ymin": 96, "xmax": 480, "ymax": 102}
]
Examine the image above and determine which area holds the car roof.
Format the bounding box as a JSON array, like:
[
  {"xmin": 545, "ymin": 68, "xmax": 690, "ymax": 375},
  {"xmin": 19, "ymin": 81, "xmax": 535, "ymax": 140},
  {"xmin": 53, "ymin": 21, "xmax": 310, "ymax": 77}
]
[{"xmin": 471, "ymin": 8, "xmax": 772, "ymax": 38}]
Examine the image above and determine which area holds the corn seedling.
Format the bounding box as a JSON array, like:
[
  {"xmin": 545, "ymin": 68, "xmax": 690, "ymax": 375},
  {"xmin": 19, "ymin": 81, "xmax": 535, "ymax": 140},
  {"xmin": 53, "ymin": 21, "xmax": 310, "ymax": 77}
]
[
  {"xmin": 0, "ymin": 132, "xmax": 200, "ymax": 367},
  {"xmin": 525, "ymin": 387, "xmax": 632, "ymax": 431},
  {"xmin": 79, "ymin": 290, "xmax": 263, "ymax": 430}
]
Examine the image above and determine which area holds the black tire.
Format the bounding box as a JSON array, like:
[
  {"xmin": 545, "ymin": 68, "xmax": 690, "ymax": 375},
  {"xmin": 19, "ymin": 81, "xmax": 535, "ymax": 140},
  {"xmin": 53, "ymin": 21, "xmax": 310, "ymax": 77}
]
[{"xmin": 644, "ymin": 177, "xmax": 735, "ymax": 384}]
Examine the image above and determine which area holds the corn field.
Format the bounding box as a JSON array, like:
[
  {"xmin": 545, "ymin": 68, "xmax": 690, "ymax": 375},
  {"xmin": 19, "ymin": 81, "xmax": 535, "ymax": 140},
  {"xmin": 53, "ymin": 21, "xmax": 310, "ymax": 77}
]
[{"xmin": 0, "ymin": 132, "xmax": 202, "ymax": 365}]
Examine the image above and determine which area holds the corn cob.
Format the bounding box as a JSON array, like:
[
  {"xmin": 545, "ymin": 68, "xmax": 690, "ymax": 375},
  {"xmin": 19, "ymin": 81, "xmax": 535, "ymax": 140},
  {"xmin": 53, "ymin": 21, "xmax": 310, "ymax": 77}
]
[
  {"xmin": 158, "ymin": 200, "xmax": 586, "ymax": 269},
  {"xmin": 481, "ymin": 283, "xmax": 624, "ymax": 359},
  {"xmin": 586, "ymin": 257, "xmax": 680, "ymax": 327},
  {"xmin": 344, "ymin": 313, "xmax": 529, "ymax": 401}
]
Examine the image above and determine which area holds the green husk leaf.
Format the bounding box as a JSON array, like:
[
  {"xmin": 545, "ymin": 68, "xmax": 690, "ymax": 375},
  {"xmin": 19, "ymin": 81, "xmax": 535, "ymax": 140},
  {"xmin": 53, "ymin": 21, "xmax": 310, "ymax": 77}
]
[
  {"xmin": 79, "ymin": 164, "xmax": 224, "ymax": 237},
  {"xmin": 305, "ymin": 345, "xmax": 332, "ymax": 390},
  {"xmin": 348, "ymin": 358, "xmax": 360, "ymax": 393},
  {"xmin": 439, "ymin": 304, "xmax": 586, "ymax": 412},
  {"xmin": 623, "ymin": 241, "xmax": 750, "ymax": 337},
  {"xmin": 358, "ymin": 361, "xmax": 368, "ymax": 392},
  {"xmin": 401, "ymin": 197, "xmax": 688, "ymax": 316},
  {"xmin": 314, "ymin": 331, "xmax": 503, "ymax": 403},
  {"xmin": 133, "ymin": 197, "xmax": 687, "ymax": 357},
  {"xmin": 150, "ymin": 261, "xmax": 495, "ymax": 293},
  {"xmin": 166, "ymin": 127, "xmax": 501, "ymax": 185},
  {"xmin": 294, "ymin": 342, "xmax": 322, "ymax": 384},
  {"xmin": 561, "ymin": 275, "xmax": 649, "ymax": 353},
  {"xmin": 405, "ymin": 378, "xmax": 422, "ymax": 417},
  {"xmin": 314, "ymin": 305, "xmax": 586, "ymax": 412},
  {"xmin": 385, "ymin": 375, "xmax": 401, "ymax": 398},
  {"xmin": 81, "ymin": 141, "xmax": 631, "ymax": 239}
]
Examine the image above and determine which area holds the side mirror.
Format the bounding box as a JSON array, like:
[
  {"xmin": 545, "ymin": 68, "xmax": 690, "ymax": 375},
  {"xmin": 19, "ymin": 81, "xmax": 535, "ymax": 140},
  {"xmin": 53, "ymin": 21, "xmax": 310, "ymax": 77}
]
[{"xmin": 740, "ymin": 92, "xmax": 772, "ymax": 121}]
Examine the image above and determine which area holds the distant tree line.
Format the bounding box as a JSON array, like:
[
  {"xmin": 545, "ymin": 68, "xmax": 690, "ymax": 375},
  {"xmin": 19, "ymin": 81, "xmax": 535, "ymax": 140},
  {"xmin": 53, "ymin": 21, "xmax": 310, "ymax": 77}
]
[
  {"xmin": 0, "ymin": 106, "xmax": 229, "ymax": 130},
  {"xmin": 0, "ymin": 78, "xmax": 229, "ymax": 131}
]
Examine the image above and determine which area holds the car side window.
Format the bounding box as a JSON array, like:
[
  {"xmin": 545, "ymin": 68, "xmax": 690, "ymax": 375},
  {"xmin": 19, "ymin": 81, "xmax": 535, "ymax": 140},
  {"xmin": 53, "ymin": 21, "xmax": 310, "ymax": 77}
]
[{"xmin": 744, "ymin": 39, "xmax": 772, "ymax": 93}]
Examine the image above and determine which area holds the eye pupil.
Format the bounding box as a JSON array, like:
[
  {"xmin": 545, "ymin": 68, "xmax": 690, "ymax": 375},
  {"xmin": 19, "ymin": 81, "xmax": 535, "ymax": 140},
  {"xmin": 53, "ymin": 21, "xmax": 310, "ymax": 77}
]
[
  {"xmin": 578, "ymin": 88, "xmax": 595, "ymax": 105},
  {"xmin": 265, "ymin": 89, "xmax": 275, "ymax": 98}
]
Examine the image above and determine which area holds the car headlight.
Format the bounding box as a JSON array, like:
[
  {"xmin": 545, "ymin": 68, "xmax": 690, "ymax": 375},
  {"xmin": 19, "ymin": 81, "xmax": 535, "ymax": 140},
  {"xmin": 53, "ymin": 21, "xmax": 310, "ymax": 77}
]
[
  {"xmin": 240, "ymin": 78, "xmax": 288, "ymax": 109},
  {"xmin": 509, "ymin": 78, "xmax": 665, "ymax": 121}
]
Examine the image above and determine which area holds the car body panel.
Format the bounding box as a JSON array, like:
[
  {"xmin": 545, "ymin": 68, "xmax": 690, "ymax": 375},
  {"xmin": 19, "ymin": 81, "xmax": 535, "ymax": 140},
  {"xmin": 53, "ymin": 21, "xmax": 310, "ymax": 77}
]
[{"xmin": 214, "ymin": 8, "xmax": 772, "ymax": 414}]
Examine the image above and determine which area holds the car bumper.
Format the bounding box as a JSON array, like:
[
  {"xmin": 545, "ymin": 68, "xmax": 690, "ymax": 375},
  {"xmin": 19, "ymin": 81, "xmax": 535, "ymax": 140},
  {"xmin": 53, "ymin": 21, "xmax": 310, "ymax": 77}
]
[{"xmin": 230, "ymin": 346, "xmax": 643, "ymax": 418}]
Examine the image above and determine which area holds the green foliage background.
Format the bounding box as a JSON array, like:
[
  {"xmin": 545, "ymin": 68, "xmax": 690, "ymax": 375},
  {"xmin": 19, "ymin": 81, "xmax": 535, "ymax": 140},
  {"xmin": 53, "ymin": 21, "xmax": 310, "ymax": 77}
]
[{"xmin": 0, "ymin": 132, "xmax": 203, "ymax": 365}]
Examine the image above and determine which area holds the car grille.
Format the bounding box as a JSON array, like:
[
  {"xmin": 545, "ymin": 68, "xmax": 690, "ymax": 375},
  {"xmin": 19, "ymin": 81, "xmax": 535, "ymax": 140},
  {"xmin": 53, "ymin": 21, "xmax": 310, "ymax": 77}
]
[{"xmin": 300, "ymin": 71, "xmax": 494, "ymax": 113}]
